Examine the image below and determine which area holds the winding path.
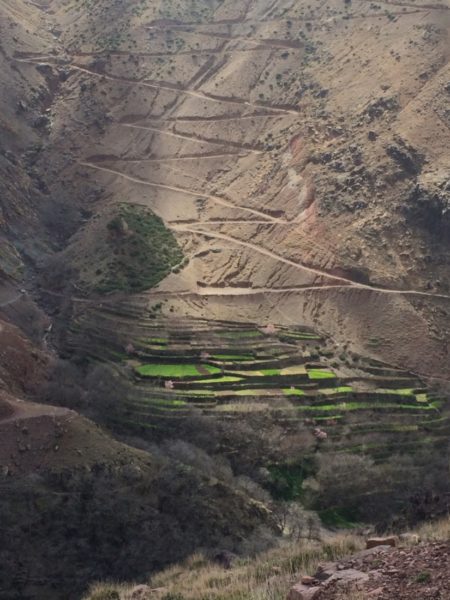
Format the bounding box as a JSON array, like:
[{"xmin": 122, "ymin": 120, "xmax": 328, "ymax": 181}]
[
  {"xmin": 171, "ymin": 224, "xmax": 450, "ymax": 301},
  {"xmin": 79, "ymin": 161, "xmax": 283, "ymax": 223},
  {"xmin": 21, "ymin": 3, "xmax": 450, "ymax": 311},
  {"xmin": 14, "ymin": 59, "xmax": 302, "ymax": 116},
  {"xmin": 0, "ymin": 293, "xmax": 23, "ymax": 309},
  {"xmin": 121, "ymin": 123, "xmax": 264, "ymax": 153}
]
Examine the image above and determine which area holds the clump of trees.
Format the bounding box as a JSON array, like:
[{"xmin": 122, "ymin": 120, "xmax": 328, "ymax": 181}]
[{"xmin": 303, "ymin": 449, "xmax": 450, "ymax": 529}]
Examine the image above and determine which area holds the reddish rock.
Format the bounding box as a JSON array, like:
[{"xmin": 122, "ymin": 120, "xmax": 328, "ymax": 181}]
[
  {"xmin": 288, "ymin": 583, "xmax": 321, "ymax": 600},
  {"xmin": 301, "ymin": 575, "xmax": 318, "ymax": 586}
]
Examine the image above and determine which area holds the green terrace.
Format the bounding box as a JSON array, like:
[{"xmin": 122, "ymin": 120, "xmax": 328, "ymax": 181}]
[
  {"xmin": 135, "ymin": 364, "xmax": 221, "ymax": 378},
  {"xmin": 63, "ymin": 312, "xmax": 448, "ymax": 460}
]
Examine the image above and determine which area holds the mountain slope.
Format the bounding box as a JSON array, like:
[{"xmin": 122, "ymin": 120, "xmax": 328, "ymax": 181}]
[
  {"xmin": 0, "ymin": 0, "xmax": 449, "ymax": 598},
  {"xmin": 10, "ymin": 0, "xmax": 448, "ymax": 376}
]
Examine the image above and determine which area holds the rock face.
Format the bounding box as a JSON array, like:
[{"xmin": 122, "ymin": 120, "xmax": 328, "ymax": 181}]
[{"xmin": 289, "ymin": 562, "xmax": 372, "ymax": 599}]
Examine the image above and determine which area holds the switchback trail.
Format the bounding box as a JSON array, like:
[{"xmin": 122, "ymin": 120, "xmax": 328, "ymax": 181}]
[
  {"xmin": 171, "ymin": 225, "xmax": 450, "ymax": 301},
  {"xmin": 79, "ymin": 162, "xmax": 284, "ymax": 223},
  {"xmin": 121, "ymin": 123, "xmax": 264, "ymax": 153},
  {"xmin": 149, "ymin": 285, "xmax": 352, "ymax": 296},
  {"xmin": 85, "ymin": 151, "xmax": 248, "ymax": 163},
  {"xmin": 14, "ymin": 59, "xmax": 302, "ymax": 117},
  {"xmin": 0, "ymin": 293, "xmax": 23, "ymax": 309}
]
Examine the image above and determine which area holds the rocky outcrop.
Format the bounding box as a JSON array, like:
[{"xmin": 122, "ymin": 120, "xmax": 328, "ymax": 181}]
[
  {"xmin": 288, "ymin": 542, "xmax": 450, "ymax": 600},
  {"xmin": 406, "ymin": 178, "xmax": 450, "ymax": 235}
]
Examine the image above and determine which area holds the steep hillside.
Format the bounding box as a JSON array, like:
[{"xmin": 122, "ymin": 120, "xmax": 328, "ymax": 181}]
[
  {"xmin": 0, "ymin": 0, "xmax": 449, "ymax": 598},
  {"xmin": 0, "ymin": 321, "xmax": 273, "ymax": 600},
  {"xmin": 3, "ymin": 0, "xmax": 449, "ymax": 375},
  {"xmin": 0, "ymin": 5, "xmax": 276, "ymax": 599},
  {"xmin": 0, "ymin": 391, "xmax": 272, "ymax": 600},
  {"xmin": 19, "ymin": 0, "xmax": 449, "ymax": 377}
]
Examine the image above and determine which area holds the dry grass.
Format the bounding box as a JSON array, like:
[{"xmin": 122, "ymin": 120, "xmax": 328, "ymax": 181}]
[
  {"xmin": 83, "ymin": 534, "xmax": 363, "ymax": 600},
  {"xmin": 415, "ymin": 515, "xmax": 450, "ymax": 542},
  {"xmin": 86, "ymin": 582, "xmax": 126, "ymax": 599},
  {"xmin": 84, "ymin": 517, "xmax": 450, "ymax": 600}
]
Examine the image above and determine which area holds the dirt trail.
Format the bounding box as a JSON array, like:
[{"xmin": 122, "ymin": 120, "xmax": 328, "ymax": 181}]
[
  {"xmin": 121, "ymin": 123, "xmax": 264, "ymax": 153},
  {"xmin": 160, "ymin": 113, "xmax": 284, "ymax": 122},
  {"xmin": 145, "ymin": 8, "xmax": 433, "ymax": 32},
  {"xmin": 79, "ymin": 162, "xmax": 284, "ymax": 223},
  {"xmin": 190, "ymin": 32, "xmax": 304, "ymax": 50},
  {"xmin": 17, "ymin": 4, "xmax": 450, "ymax": 321},
  {"xmin": 0, "ymin": 398, "xmax": 75, "ymax": 426},
  {"xmin": 14, "ymin": 59, "xmax": 301, "ymax": 117},
  {"xmin": 381, "ymin": 0, "xmax": 449, "ymax": 9},
  {"xmin": 69, "ymin": 62, "xmax": 301, "ymax": 115},
  {"xmin": 151, "ymin": 285, "xmax": 352, "ymax": 296},
  {"xmin": 0, "ymin": 293, "xmax": 22, "ymax": 308},
  {"xmin": 172, "ymin": 225, "xmax": 450, "ymax": 300},
  {"xmin": 145, "ymin": 27, "xmax": 304, "ymax": 50},
  {"xmin": 88, "ymin": 152, "xmax": 249, "ymax": 163},
  {"xmin": 169, "ymin": 219, "xmax": 287, "ymax": 225}
]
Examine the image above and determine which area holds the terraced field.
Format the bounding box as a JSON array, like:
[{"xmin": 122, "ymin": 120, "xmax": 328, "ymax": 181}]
[{"xmin": 65, "ymin": 303, "xmax": 449, "ymax": 464}]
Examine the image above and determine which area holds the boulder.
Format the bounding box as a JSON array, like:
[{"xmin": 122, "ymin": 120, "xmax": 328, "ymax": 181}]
[
  {"xmin": 314, "ymin": 561, "xmax": 337, "ymax": 581},
  {"xmin": 366, "ymin": 536, "xmax": 397, "ymax": 549},
  {"xmin": 301, "ymin": 575, "xmax": 318, "ymax": 586},
  {"xmin": 325, "ymin": 568, "xmax": 370, "ymax": 585},
  {"xmin": 288, "ymin": 583, "xmax": 321, "ymax": 600}
]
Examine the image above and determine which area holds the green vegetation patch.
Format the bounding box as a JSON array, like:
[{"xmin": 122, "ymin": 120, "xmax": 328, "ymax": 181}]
[
  {"xmin": 94, "ymin": 204, "xmax": 183, "ymax": 294},
  {"xmin": 297, "ymin": 402, "xmax": 437, "ymax": 413},
  {"xmin": 319, "ymin": 508, "xmax": 360, "ymax": 529},
  {"xmin": 282, "ymin": 331, "xmax": 321, "ymax": 340},
  {"xmin": 320, "ymin": 387, "xmax": 353, "ymax": 395},
  {"xmin": 198, "ymin": 376, "xmax": 243, "ymax": 384},
  {"xmin": 416, "ymin": 393, "xmax": 428, "ymax": 402},
  {"xmin": 283, "ymin": 388, "xmax": 305, "ymax": 396},
  {"xmin": 130, "ymin": 397, "xmax": 187, "ymax": 408},
  {"xmin": 234, "ymin": 389, "xmax": 272, "ymax": 397},
  {"xmin": 180, "ymin": 390, "xmax": 215, "ymax": 396},
  {"xmin": 135, "ymin": 364, "xmax": 220, "ymax": 378},
  {"xmin": 268, "ymin": 459, "xmax": 315, "ymax": 501},
  {"xmin": 376, "ymin": 388, "xmax": 415, "ymax": 396},
  {"xmin": 260, "ymin": 368, "xmax": 281, "ymax": 376},
  {"xmin": 308, "ymin": 369, "xmax": 336, "ymax": 380}
]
